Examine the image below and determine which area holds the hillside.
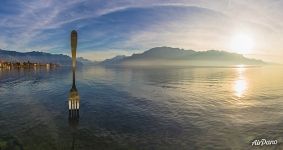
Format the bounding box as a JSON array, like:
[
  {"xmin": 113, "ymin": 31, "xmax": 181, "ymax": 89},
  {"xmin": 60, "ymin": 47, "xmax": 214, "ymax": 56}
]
[
  {"xmin": 0, "ymin": 49, "xmax": 87, "ymax": 66},
  {"xmin": 100, "ymin": 47, "xmax": 265, "ymax": 66}
]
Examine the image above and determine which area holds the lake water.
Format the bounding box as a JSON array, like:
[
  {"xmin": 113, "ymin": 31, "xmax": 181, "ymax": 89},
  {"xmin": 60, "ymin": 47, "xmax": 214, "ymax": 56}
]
[{"xmin": 0, "ymin": 66, "xmax": 283, "ymax": 149}]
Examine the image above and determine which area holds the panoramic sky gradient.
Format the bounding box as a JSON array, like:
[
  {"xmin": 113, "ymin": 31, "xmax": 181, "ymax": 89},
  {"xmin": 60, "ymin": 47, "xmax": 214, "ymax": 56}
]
[{"xmin": 0, "ymin": 0, "xmax": 283, "ymax": 62}]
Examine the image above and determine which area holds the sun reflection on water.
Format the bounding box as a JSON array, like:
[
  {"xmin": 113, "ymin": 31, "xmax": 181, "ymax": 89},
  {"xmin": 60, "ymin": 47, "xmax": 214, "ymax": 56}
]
[
  {"xmin": 234, "ymin": 65, "xmax": 248, "ymax": 97},
  {"xmin": 234, "ymin": 79, "xmax": 247, "ymax": 97}
]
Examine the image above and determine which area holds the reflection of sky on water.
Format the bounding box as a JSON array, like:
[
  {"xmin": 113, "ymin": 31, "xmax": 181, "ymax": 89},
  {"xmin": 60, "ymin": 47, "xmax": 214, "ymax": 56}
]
[{"xmin": 1, "ymin": 66, "xmax": 283, "ymax": 149}]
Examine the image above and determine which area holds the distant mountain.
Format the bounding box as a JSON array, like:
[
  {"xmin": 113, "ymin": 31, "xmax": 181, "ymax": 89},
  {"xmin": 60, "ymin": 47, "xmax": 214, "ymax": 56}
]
[
  {"xmin": 0, "ymin": 49, "xmax": 89, "ymax": 66},
  {"xmin": 100, "ymin": 47, "xmax": 265, "ymax": 66},
  {"xmin": 77, "ymin": 57, "xmax": 99, "ymax": 65},
  {"xmin": 100, "ymin": 55, "xmax": 127, "ymax": 66}
]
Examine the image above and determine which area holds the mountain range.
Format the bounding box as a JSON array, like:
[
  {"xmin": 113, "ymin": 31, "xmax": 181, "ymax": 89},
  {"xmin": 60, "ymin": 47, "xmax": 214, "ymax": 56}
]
[
  {"xmin": 0, "ymin": 47, "xmax": 266, "ymax": 67},
  {"xmin": 100, "ymin": 47, "xmax": 265, "ymax": 66},
  {"xmin": 0, "ymin": 49, "xmax": 84, "ymax": 66}
]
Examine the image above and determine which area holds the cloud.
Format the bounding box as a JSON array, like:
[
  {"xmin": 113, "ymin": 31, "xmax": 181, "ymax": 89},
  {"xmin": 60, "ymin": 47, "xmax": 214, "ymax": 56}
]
[{"xmin": 0, "ymin": 0, "xmax": 283, "ymax": 62}]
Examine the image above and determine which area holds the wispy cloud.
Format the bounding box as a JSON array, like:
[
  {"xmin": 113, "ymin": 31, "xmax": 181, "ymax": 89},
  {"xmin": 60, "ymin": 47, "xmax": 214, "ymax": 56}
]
[{"xmin": 0, "ymin": 0, "xmax": 283, "ymax": 62}]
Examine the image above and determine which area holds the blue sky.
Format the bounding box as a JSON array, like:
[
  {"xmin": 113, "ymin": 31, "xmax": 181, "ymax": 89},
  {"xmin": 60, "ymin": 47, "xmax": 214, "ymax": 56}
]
[{"xmin": 0, "ymin": 0, "xmax": 283, "ymax": 62}]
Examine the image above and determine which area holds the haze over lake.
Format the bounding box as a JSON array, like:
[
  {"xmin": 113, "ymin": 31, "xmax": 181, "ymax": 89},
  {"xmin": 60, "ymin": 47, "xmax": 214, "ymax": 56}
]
[{"xmin": 0, "ymin": 65, "xmax": 283, "ymax": 149}]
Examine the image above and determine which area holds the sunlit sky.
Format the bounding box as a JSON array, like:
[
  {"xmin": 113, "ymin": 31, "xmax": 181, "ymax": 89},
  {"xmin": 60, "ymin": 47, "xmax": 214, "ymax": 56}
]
[{"xmin": 0, "ymin": 0, "xmax": 283, "ymax": 62}]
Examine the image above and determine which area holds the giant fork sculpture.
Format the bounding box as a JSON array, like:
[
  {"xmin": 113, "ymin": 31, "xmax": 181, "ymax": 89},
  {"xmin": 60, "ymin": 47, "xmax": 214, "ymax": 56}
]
[{"xmin": 69, "ymin": 30, "xmax": 80, "ymax": 124}]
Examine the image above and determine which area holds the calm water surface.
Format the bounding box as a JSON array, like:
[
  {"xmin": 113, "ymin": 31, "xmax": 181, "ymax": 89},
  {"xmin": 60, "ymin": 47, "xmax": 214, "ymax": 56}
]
[{"xmin": 0, "ymin": 66, "xmax": 283, "ymax": 149}]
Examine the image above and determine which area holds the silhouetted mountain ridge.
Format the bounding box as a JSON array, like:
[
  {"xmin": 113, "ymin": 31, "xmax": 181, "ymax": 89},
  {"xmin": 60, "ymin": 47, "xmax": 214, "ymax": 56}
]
[
  {"xmin": 100, "ymin": 47, "xmax": 265, "ymax": 66},
  {"xmin": 130, "ymin": 47, "xmax": 195, "ymax": 60}
]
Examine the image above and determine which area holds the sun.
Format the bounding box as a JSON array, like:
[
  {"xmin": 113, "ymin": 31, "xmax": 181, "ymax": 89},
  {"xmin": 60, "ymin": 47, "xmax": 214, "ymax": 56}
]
[{"xmin": 230, "ymin": 33, "xmax": 255, "ymax": 54}]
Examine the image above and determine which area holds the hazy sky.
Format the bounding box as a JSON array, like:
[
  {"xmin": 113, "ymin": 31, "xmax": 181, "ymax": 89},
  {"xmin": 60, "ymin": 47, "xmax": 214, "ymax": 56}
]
[{"xmin": 0, "ymin": 0, "xmax": 283, "ymax": 62}]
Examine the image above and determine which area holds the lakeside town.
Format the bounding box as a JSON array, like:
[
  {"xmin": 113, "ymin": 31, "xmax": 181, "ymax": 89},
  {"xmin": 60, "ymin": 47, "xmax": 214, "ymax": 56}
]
[{"xmin": 0, "ymin": 61, "xmax": 59, "ymax": 70}]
